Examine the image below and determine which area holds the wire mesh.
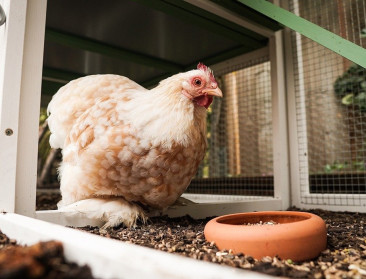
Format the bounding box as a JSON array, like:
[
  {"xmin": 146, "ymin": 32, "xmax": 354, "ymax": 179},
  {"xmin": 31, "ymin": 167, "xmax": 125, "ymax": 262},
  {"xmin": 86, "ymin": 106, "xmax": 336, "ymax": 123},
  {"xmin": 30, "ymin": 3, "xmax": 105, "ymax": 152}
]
[
  {"xmin": 289, "ymin": 0, "xmax": 366, "ymax": 206},
  {"xmin": 188, "ymin": 55, "xmax": 274, "ymax": 197}
]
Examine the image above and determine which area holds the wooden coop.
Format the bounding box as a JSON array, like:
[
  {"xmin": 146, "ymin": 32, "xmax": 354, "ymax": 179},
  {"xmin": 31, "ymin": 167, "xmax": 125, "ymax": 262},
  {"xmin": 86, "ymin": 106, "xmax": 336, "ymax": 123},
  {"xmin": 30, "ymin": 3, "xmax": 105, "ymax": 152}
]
[{"xmin": 0, "ymin": 0, "xmax": 366, "ymax": 278}]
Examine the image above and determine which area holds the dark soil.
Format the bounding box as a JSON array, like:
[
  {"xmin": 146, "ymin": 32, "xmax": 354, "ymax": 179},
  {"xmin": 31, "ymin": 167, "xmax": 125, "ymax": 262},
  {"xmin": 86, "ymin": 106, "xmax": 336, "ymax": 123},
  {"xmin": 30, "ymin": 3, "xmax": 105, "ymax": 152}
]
[
  {"xmin": 36, "ymin": 192, "xmax": 366, "ymax": 278},
  {"xmin": 0, "ymin": 231, "xmax": 95, "ymax": 279},
  {"xmin": 36, "ymin": 191, "xmax": 61, "ymax": 210},
  {"xmin": 79, "ymin": 209, "xmax": 366, "ymax": 278}
]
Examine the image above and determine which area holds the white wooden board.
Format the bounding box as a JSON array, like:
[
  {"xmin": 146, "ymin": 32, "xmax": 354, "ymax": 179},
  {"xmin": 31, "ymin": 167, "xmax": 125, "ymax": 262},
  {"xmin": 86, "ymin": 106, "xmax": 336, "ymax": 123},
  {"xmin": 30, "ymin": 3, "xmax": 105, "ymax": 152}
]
[{"xmin": 0, "ymin": 213, "xmax": 272, "ymax": 279}]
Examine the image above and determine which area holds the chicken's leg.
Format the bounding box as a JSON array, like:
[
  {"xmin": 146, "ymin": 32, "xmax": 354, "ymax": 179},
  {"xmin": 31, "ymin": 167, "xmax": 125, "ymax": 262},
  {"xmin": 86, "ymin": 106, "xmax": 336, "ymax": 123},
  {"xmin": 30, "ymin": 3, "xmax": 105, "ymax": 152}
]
[{"xmin": 58, "ymin": 198, "xmax": 146, "ymax": 232}]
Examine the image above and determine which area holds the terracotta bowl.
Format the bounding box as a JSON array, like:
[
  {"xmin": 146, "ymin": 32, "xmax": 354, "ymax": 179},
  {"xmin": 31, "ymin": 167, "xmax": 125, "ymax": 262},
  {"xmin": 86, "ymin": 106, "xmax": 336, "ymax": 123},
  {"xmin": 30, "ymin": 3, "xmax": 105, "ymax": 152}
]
[{"xmin": 204, "ymin": 211, "xmax": 327, "ymax": 261}]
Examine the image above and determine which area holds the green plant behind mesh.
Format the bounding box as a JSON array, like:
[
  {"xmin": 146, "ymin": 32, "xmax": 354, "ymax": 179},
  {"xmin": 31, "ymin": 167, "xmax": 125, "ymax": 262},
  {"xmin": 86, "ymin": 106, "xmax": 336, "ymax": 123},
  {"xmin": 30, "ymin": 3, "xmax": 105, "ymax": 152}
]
[
  {"xmin": 334, "ymin": 64, "xmax": 366, "ymax": 111},
  {"xmin": 324, "ymin": 160, "xmax": 365, "ymax": 174}
]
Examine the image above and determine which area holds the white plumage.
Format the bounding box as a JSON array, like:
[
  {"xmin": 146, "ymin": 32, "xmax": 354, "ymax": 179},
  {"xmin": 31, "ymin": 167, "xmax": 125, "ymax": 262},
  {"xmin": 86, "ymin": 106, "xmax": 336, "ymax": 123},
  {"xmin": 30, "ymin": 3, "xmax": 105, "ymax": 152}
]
[{"xmin": 47, "ymin": 64, "xmax": 222, "ymax": 229}]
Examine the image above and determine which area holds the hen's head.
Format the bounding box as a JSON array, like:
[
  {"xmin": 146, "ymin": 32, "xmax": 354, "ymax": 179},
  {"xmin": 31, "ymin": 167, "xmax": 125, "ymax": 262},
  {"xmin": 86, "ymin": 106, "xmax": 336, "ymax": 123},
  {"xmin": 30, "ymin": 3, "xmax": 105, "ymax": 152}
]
[
  {"xmin": 180, "ymin": 63, "xmax": 222, "ymax": 109},
  {"xmin": 156, "ymin": 63, "xmax": 222, "ymax": 109}
]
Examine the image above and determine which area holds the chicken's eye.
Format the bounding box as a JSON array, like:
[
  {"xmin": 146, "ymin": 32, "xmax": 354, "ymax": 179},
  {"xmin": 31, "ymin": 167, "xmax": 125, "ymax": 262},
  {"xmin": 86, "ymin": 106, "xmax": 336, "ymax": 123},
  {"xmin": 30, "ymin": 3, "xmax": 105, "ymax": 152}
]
[{"xmin": 193, "ymin": 78, "xmax": 202, "ymax": 87}]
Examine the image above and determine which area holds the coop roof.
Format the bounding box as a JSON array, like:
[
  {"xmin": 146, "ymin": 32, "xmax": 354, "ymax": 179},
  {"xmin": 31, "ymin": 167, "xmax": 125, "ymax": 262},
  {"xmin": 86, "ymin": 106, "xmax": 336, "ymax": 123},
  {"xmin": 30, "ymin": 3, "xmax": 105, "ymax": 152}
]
[{"xmin": 41, "ymin": 0, "xmax": 282, "ymax": 96}]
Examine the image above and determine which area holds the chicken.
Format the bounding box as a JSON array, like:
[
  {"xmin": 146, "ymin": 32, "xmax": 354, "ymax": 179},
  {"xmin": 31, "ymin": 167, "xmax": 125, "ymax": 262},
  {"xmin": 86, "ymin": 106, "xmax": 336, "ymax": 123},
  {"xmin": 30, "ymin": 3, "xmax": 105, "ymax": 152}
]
[{"xmin": 47, "ymin": 63, "xmax": 222, "ymax": 229}]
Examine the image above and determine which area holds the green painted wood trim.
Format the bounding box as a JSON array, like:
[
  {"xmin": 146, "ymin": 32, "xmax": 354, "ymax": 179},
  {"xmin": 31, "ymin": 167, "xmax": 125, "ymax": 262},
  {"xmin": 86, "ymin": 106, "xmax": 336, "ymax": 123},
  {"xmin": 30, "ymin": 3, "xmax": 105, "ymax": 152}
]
[
  {"xmin": 132, "ymin": 0, "xmax": 265, "ymax": 48},
  {"xmin": 42, "ymin": 46, "xmax": 257, "ymax": 94},
  {"xmin": 45, "ymin": 28, "xmax": 184, "ymax": 72},
  {"xmin": 43, "ymin": 67, "xmax": 84, "ymax": 82},
  {"xmin": 238, "ymin": 0, "xmax": 366, "ymax": 68},
  {"xmin": 42, "ymin": 44, "xmax": 255, "ymax": 91},
  {"xmin": 42, "ymin": 68, "xmax": 85, "ymax": 96},
  {"xmin": 210, "ymin": 0, "xmax": 282, "ymax": 31}
]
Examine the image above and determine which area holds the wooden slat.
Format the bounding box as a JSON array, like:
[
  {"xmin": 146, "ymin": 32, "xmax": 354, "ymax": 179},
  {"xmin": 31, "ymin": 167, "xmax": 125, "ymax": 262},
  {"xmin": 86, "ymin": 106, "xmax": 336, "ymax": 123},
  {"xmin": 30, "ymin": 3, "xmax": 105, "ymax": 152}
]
[
  {"xmin": 210, "ymin": 0, "xmax": 282, "ymax": 31},
  {"xmin": 187, "ymin": 177, "xmax": 274, "ymax": 196},
  {"xmin": 45, "ymin": 28, "xmax": 184, "ymax": 73},
  {"xmin": 0, "ymin": 0, "xmax": 27, "ymax": 213},
  {"xmin": 133, "ymin": 0, "xmax": 265, "ymax": 48}
]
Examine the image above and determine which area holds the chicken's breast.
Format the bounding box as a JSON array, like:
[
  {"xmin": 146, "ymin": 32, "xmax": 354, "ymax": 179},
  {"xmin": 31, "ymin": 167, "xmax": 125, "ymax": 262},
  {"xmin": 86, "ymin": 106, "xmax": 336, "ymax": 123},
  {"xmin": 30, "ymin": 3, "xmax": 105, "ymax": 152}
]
[{"xmin": 59, "ymin": 95, "xmax": 206, "ymax": 209}]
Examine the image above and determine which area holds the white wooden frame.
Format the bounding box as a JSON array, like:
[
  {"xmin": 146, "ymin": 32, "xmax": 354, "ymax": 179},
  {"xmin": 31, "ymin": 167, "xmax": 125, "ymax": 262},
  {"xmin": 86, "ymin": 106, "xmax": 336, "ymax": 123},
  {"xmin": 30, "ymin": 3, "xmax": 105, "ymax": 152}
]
[
  {"xmin": 282, "ymin": 0, "xmax": 312, "ymax": 211},
  {"xmin": 282, "ymin": 0, "xmax": 366, "ymax": 212},
  {"xmin": 0, "ymin": 0, "xmax": 46, "ymax": 216},
  {"xmin": 0, "ymin": 212, "xmax": 273, "ymax": 279},
  {"xmin": 0, "ymin": 0, "xmax": 291, "ymax": 223},
  {"xmin": 184, "ymin": 0, "xmax": 275, "ymax": 37},
  {"xmin": 0, "ymin": 1, "xmax": 292, "ymax": 278},
  {"xmin": 269, "ymin": 31, "xmax": 291, "ymax": 210},
  {"xmin": 281, "ymin": 1, "xmax": 366, "ymax": 212},
  {"xmin": 36, "ymin": 41, "xmax": 291, "ymax": 225},
  {"xmin": 0, "ymin": 0, "xmax": 27, "ymax": 214}
]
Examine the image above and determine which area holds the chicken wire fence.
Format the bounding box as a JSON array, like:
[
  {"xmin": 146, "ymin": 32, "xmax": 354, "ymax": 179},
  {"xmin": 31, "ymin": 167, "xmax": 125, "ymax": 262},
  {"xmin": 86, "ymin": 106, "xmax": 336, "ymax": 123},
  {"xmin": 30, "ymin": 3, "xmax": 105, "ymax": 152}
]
[
  {"xmin": 187, "ymin": 54, "xmax": 274, "ymax": 198},
  {"xmin": 37, "ymin": 0, "xmax": 366, "ymax": 211},
  {"xmin": 288, "ymin": 0, "xmax": 366, "ymax": 208},
  {"xmin": 38, "ymin": 53, "xmax": 275, "ymax": 201}
]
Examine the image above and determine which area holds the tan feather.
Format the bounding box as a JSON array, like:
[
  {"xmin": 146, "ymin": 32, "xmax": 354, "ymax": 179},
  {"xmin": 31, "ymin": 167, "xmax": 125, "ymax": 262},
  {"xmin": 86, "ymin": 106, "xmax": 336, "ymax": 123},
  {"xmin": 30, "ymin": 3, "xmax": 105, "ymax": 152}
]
[{"xmin": 48, "ymin": 67, "xmax": 221, "ymax": 229}]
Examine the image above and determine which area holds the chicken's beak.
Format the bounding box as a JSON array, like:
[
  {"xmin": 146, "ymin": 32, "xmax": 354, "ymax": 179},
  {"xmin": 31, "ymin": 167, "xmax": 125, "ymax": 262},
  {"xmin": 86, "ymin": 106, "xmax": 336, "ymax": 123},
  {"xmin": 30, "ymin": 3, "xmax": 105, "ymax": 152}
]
[{"xmin": 202, "ymin": 87, "xmax": 223, "ymax": 98}]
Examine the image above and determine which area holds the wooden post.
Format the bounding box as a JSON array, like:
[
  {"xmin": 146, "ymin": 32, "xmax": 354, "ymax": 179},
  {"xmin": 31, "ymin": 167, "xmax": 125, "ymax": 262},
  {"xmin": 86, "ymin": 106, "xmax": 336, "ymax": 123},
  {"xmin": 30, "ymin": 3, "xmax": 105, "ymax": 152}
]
[
  {"xmin": 0, "ymin": 0, "xmax": 27, "ymax": 213},
  {"xmin": 270, "ymin": 31, "xmax": 291, "ymax": 210},
  {"xmin": 0, "ymin": 0, "xmax": 47, "ymax": 215},
  {"xmin": 15, "ymin": 0, "xmax": 47, "ymax": 217}
]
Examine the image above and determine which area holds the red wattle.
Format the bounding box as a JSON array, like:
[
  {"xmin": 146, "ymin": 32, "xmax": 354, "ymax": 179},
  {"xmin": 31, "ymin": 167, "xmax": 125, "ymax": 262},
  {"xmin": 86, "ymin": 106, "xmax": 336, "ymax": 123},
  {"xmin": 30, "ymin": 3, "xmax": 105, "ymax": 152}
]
[{"xmin": 194, "ymin": 95, "xmax": 213, "ymax": 109}]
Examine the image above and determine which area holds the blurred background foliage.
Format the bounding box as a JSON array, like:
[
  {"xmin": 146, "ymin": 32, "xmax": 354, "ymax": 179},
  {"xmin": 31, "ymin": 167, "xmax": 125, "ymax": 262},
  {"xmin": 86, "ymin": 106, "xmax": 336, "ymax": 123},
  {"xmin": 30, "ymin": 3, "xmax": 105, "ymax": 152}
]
[{"xmin": 334, "ymin": 64, "xmax": 366, "ymax": 112}]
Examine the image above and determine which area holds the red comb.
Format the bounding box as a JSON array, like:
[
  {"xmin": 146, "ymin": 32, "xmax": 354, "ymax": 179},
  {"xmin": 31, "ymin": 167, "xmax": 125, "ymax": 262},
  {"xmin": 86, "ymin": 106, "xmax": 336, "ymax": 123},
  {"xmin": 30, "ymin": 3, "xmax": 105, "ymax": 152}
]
[{"xmin": 197, "ymin": 62, "xmax": 217, "ymax": 83}]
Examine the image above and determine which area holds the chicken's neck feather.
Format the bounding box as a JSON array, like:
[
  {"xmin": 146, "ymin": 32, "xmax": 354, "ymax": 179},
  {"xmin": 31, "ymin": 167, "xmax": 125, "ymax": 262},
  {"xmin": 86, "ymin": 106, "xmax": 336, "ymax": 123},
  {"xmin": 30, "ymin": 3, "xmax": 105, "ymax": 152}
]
[{"xmin": 116, "ymin": 78, "xmax": 207, "ymax": 149}]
